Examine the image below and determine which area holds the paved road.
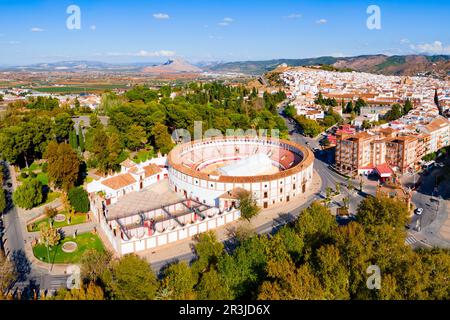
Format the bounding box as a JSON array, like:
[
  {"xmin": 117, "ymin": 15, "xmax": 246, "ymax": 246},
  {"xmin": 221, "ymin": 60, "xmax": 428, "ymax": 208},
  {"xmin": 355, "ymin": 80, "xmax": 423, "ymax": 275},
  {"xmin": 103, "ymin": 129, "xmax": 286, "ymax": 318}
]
[
  {"xmin": 404, "ymin": 155, "xmax": 450, "ymax": 247},
  {"xmin": 1, "ymin": 162, "xmax": 70, "ymax": 295}
]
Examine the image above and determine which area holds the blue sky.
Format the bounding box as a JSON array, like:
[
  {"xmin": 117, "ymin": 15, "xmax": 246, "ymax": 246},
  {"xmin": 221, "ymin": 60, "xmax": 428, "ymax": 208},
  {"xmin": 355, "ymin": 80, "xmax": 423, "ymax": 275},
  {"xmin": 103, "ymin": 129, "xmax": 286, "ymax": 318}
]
[{"xmin": 0, "ymin": 0, "xmax": 449, "ymax": 65}]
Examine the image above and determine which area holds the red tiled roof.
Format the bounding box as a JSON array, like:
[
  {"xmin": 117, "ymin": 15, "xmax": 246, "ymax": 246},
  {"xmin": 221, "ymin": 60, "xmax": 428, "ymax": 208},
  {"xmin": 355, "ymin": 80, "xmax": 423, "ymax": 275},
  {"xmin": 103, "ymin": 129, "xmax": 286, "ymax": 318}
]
[
  {"xmin": 101, "ymin": 173, "xmax": 136, "ymax": 190},
  {"xmin": 143, "ymin": 164, "xmax": 162, "ymax": 178},
  {"xmin": 375, "ymin": 163, "xmax": 394, "ymax": 176}
]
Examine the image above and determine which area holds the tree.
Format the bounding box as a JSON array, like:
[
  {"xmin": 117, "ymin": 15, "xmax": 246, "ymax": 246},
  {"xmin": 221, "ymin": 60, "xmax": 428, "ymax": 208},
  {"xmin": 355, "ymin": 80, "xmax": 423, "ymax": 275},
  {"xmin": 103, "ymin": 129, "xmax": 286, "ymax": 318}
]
[
  {"xmin": 53, "ymin": 113, "xmax": 74, "ymax": 142},
  {"xmin": 403, "ymin": 99, "xmax": 413, "ymax": 115},
  {"xmin": 126, "ymin": 125, "xmax": 147, "ymax": 151},
  {"xmin": 0, "ymin": 189, "xmax": 6, "ymax": 214},
  {"xmin": 45, "ymin": 141, "xmax": 80, "ymax": 191},
  {"xmin": 313, "ymin": 244, "xmax": 350, "ymax": 299},
  {"xmin": 74, "ymin": 98, "xmax": 81, "ymax": 110},
  {"xmin": 325, "ymin": 187, "xmax": 333, "ymax": 205},
  {"xmin": 13, "ymin": 178, "xmax": 43, "ymax": 209},
  {"xmin": 357, "ymin": 195, "xmax": 409, "ymax": 229},
  {"xmin": 68, "ymin": 187, "xmax": 90, "ymax": 213},
  {"xmin": 106, "ymin": 132, "xmax": 124, "ymax": 173},
  {"xmin": 151, "ymin": 123, "xmax": 174, "ymax": 155},
  {"xmin": 53, "ymin": 282, "xmax": 104, "ymax": 300},
  {"xmin": 238, "ymin": 190, "xmax": 261, "ymax": 221},
  {"xmin": 40, "ymin": 225, "xmax": 61, "ymax": 248},
  {"xmin": 284, "ymin": 105, "xmax": 297, "ymax": 118},
  {"xmin": 101, "ymin": 254, "xmax": 158, "ymax": 300},
  {"xmin": 295, "ymin": 201, "xmax": 336, "ymax": 253},
  {"xmin": 69, "ymin": 129, "xmax": 78, "ymax": 151},
  {"xmin": 347, "ymin": 179, "xmax": 354, "ymax": 192},
  {"xmin": 294, "ymin": 115, "xmax": 323, "ymax": 138},
  {"xmin": 385, "ymin": 104, "xmax": 403, "ymax": 121},
  {"xmin": 196, "ymin": 267, "xmax": 233, "ymax": 300},
  {"xmin": 354, "ymin": 98, "xmax": 366, "ymax": 115},
  {"xmin": 159, "ymin": 262, "xmax": 197, "ymax": 300},
  {"xmin": 87, "ymin": 128, "xmax": 123, "ymax": 174},
  {"xmin": 89, "ymin": 114, "xmax": 102, "ymax": 129},
  {"xmin": 191, "ymin": 231, "xmax": 224, "ymax": 275},
  {"xmin": 44, "ymin": 206, "xmax": 58, "ymax": 219},
  {"xmin": 335, "ymin": 182, "xmax": 341, "ymax": 195},
  {"xmin": 78, "ymin": 124, "xmax": 85, "ymax": 152},
  {"xmin": 361, "ymin": 120, "xmax": 372, "ymax": 130},
  {"xmin": 0, "ymin": 252, "xmax": 17, "ymax": 299},
  {"xmin": 258, "ymin": 260, "xmax": 324, "ymax": 300},
  {"xmin": 334, "ymin": 222, "xmax": 374, "ymax": 298},
  {"xmin": 345, "ymin": 101, "xmax": 353, "ymax": 114},
  {"xmin": 342, "ymin": 197, "xmax": 350, "ymax": 210},
  {"xmin": 80, "ymin": 249, "xmax": 113, "ymax": 283}
]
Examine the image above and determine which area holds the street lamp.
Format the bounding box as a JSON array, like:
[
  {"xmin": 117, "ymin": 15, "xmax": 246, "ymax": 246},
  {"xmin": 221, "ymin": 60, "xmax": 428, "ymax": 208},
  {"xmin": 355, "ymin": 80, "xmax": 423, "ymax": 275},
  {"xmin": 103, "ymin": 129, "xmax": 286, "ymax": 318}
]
[{"xmin": 45, "ymin": 239, "xmax": 51, "ymax": 272}]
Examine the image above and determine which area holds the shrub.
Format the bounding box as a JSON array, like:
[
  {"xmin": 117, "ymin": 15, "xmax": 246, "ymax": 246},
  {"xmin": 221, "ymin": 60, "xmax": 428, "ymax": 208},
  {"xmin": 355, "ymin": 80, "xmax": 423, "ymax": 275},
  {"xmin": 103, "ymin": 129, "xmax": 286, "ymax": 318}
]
[
  {"xmin": 68, "ymin": 187, "xmax": 90, "ymax": 213},
  {"xmin": 20, "ymin": 172, "xmax": 28, "ymax": 179},
  {"xmin": 44, "ymin": 207, "xmax": 58, "ymax": 219},
  {"xmin": 41, "ymin": 163, "xmax": 48, "ymax": 173},
  {"xmin": 13, "ymin": 179, "xmax": 43, "ymax": 209}
]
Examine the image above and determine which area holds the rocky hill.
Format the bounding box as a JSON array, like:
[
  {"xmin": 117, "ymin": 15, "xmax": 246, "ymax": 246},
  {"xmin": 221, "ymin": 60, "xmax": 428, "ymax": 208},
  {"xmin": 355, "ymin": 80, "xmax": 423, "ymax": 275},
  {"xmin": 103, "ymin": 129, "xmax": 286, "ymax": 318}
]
[{"xmin": 141, "ymin": 58, "xmax": 202, "ymax": 74}]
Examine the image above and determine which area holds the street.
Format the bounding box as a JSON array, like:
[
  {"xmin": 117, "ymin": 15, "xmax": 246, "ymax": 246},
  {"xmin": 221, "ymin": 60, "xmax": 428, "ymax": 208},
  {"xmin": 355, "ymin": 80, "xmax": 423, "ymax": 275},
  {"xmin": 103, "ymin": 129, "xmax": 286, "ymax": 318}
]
[{"xmin": 1, "ymin": 162, "xmax": 70, "ymax": 296}]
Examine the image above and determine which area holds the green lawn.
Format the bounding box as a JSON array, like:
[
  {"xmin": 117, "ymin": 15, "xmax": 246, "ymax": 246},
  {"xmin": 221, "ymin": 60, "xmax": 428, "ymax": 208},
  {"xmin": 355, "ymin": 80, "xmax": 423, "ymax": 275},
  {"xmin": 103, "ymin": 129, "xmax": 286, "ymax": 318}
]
[
  {"xmin": 33, "ymin": 232, "xmax": 104, "ymax": 264},
  {"xmin": 28, "ymin": 212, "xmax": 87, "ymax": 232},
  {"xmin": 19, "ymin": 162, "xmax": 48, "ymax": 186},
  {"xmin": 36, "ymin": 172, "xmax": 49, "ymax": 186}
]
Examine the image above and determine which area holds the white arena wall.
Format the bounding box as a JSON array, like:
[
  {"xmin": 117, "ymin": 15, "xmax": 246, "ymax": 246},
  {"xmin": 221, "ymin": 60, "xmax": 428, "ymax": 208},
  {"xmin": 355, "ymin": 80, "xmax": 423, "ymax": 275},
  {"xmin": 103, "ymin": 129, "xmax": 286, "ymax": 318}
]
[
  {"xmin": 98, "ymin": 208, "xmax": 241, "ymax": 255},
  {"xmin": 167, "ymin": 137, "xmax": 315, "ymax": 208}
]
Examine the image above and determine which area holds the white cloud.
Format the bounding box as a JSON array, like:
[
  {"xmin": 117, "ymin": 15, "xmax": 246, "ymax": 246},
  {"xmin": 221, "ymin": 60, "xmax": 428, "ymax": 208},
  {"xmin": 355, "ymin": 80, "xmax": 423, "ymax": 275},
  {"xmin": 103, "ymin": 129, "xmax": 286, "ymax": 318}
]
[
  {"xmin": 331, "ymin": 52, "xmax": 345, "ymax": 57},
  {"xmin": 153, "ymin": 13, "xmax": 170, "ymax": 20},
  {"xmin": 410, "ymin": 41, "xmax": 450, "ymax": 55},
  {"xmin": 31, "ymin": 27, "xmax": 45, "ymax": 32},
  {"xmin": 90, "ymin": 25, "xmax": 97, "ymax": 31},
  {"xmin": 8, "ymin": 41, "xmax": 20, "ymax": 44},
  {"xmin": 316, "ymin": 19, "xmax": 327, "ymax": 25},
  {"xmin": 284, "ymin": 13, "xmax": 302, "ymax": 19},
  {"xmin": 218, "ymin": 17, "xmax": 234, "ymax": 27},
  {"xmin": 400, "ymin": 38, "xmax": 410, "ymax": 44},
  {"xmin": 107, "ymin": 50, "xmax": 176, "ymax": 57}
]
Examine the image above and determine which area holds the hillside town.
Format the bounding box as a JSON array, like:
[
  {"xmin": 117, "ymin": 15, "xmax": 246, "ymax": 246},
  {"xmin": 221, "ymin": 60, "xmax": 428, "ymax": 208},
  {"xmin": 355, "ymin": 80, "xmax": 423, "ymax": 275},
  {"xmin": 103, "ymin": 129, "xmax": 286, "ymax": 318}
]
[
  {"xmin": 282, "ymin": 67, "xmax": 450, "ymax": 119},
  {"xmin": 282, "ymin": 67, "xmax": 450, "ymax": 178}
]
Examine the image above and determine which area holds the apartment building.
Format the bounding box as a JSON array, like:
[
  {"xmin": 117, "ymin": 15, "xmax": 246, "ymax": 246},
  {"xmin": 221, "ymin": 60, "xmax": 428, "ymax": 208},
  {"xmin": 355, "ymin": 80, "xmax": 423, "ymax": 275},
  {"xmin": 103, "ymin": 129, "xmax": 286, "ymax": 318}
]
[{"xmin": 336, "ymin": 117, "xmax": 450, "ymax": 176}]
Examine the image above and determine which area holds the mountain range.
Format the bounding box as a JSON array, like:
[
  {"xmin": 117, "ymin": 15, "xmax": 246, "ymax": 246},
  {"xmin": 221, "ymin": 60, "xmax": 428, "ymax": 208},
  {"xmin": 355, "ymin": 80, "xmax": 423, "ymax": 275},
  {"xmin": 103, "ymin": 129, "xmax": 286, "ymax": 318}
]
[
  {"xmin": 2, "ymin": 55, "xmax": 449, "ymax": 78},
  {"xmin": 207, "ymin": 55, "xmax": 450, "ymax": 78}
]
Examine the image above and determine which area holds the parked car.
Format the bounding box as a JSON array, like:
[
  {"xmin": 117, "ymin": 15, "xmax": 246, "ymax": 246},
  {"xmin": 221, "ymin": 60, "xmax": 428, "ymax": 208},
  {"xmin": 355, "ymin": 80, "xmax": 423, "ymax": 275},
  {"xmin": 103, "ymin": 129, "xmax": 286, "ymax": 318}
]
[{"xmin": 414, "ymin": 208, "xmax": 424, "ymax": 215}]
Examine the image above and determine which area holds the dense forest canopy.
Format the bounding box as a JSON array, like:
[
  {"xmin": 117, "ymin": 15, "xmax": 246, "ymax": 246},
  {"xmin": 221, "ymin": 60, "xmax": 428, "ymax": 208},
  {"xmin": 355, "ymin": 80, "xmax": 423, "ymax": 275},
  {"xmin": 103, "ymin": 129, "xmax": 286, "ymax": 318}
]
[{"xmin": 0, "ymin": 82, "xmax": 288, "ymax": 174}]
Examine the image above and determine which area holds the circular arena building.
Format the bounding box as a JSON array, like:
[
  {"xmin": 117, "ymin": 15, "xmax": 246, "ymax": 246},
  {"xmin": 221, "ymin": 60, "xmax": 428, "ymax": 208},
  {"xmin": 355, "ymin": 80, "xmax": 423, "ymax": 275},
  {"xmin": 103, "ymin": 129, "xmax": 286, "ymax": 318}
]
[{"xmin": 167, "ymin": 136, "xmax": 314, "ymax": 210}]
